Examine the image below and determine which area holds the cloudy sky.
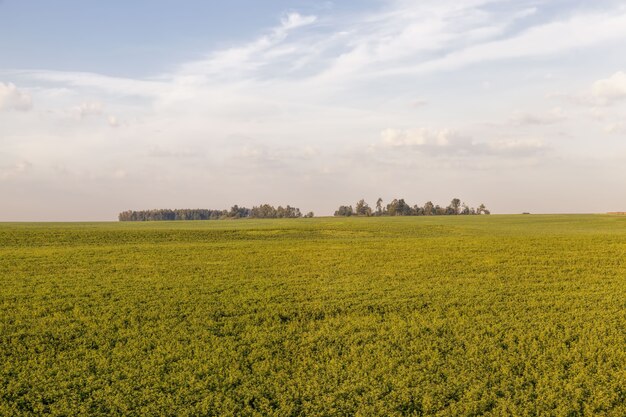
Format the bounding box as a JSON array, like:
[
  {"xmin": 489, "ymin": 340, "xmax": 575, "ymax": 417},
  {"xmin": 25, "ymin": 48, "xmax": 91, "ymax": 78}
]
[{"xmin": 1, "ymin": 0, "xmax": 626, "ymax": 220}]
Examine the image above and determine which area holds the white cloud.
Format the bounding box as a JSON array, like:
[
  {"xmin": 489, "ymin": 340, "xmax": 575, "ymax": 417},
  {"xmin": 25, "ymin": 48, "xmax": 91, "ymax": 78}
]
[
  {"xmin": 0, "ymin": 160, "xmax": 31, "ymax": 180},
  {"xmin": 108, "ymin": 115, "xmax": 120, "ymax": 127},
  {"xmin": 592, "ymin": 71, "xmax": 626, "ymax": 105},
  {"xmin": 281, "ymin": 12, "xmax": 317, "ymax": 30},
  {"xmin": 147, "ymin": 145, "xmax": 199, "ymax": 159},
  {"xmin": 410, "ymin": 98, "xmax": 428, "ymax": 108},
  {"xmin": 605, "ymin": 121, "xmax": 626, "ymax": 134},
  {"xmin": 24, "ymin": 70, "xmax": 167, "ymax": 97},
  {"xmin": 3, "ymin": 2, "xmax": 626, "ymax": 218},
  {"xmin": 73, "ymin": 101, "xmax": 103, "ymax": 119},
  {"xmin": 0, "ymin": 82, "xmax": 32, "ymax": 111},
  {"xmin": 552, "ymin": 71, "xmax": 626, "ymax": 107},
  {"xmin": 487, "ymin": 139, "xmax": 544, "ymax": 153},
  {"xmin": 237, "ymin": 143, "xmax": 319, "ymax": 165},
  {"xmin": 381, "ymin": 128, "xmax": 455, "ymax": 147},
  {"xmin": 174, "ymin": 12, "xmax": 317, "ymax": 82},
  {"xmin": 371, "ymin": 7, "xmax": 626, "ymax": 77},
  {"xmin": 112, "ymin": 169, "xmax": 127, "ymax": 179},
  {"xmin": 380, "ymin": 127, "xmax": 545, "ymax": 157},
  {"xmin": 14, "ymin": 3, "xmax": 626, "ymax": 107},
  {"xmin": 511, "ymin": 108, "xmax": 566, "ymax": 126}
]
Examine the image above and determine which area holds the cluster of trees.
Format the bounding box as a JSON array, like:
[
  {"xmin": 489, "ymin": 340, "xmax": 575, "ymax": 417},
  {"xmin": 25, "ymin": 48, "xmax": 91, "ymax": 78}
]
[
  {"xmin": 119, "ymin": 205, "xmax": 313, "ymax": 221},
  {"xmin": 249, "ymin": 204, "xmax": 312, "ymax": 219},
  {"xmin": 335, "ymin": 198, "xmax": 490, "ymax": 217}
]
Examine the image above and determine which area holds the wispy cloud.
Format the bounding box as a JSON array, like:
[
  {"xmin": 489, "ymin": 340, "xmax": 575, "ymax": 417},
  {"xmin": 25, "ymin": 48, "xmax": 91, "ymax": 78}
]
[
  {"xmin": 174, "ymin": 12, "xmax": 317, "ymax": 83},
  {"xmin": 12, "ymin": 2, "xmax": 626, "ymax": 106},
  {"xmin": 387, "ymin": 7, "xmax": 626, "ymax": 76},
  {"xmin": 511, "ymin": 108, "xmax": 566, "ymax": 126},
  {"xmin": 378, "ymin": 127, "xmax": 546, "ymax": 157},
  {"xmin": 21, "ymin": 70, "xmax": 167, "ymax": 97}
]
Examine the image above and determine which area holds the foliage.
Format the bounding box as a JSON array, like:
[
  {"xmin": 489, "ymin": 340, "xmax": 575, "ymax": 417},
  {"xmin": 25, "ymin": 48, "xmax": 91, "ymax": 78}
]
[
  {"xmin": 119, "ymin": 204, "xmax": 304, "ymax": 221},
  {"xmin": 1, "ymin": 215, "xmax": 625, "ymax": 416},
  {"xmin": 335, "ymin": 198, "xmax": 490, "ymax": 217},
  {"xmin": 334, "ymin": 205, "xmax": 354, "ymax": 217}
]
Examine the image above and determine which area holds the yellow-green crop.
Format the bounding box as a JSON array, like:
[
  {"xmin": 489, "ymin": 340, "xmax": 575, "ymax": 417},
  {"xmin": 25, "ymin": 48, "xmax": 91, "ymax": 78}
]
[{"xmin": 1, "ymin": 215, "xmax": 625, "ymax": 416}]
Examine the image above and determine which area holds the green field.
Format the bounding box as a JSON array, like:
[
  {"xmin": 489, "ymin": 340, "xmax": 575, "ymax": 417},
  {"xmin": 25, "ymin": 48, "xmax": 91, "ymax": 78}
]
[{"xmin": 1, "ymin": 215, "xmax": 625, "ymax": 416}]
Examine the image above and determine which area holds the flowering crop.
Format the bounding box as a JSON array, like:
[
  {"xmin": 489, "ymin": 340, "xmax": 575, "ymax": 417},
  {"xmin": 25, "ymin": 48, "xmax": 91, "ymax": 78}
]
[{"xmin": 1, "ymin": 215, "xmax": 625, "ymax": 415}]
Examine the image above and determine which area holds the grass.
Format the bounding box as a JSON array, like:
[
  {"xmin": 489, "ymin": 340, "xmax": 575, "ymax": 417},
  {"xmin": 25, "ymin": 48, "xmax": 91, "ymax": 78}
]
[{"xmin": 1, "ymin": 215, "xmax": 625, "ymax": 416}]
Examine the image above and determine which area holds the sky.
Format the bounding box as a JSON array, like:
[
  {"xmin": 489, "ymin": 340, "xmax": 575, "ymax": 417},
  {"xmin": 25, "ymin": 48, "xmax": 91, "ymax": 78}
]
[{"xmin": 1, "ymin": 0, "xmax": 626, "ymax": 221}]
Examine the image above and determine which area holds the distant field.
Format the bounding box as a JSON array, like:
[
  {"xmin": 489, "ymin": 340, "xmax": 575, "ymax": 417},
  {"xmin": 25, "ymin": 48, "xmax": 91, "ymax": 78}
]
[{"xmin": 1, "ymin": 215, "xmax": 625, "ymax": 416}]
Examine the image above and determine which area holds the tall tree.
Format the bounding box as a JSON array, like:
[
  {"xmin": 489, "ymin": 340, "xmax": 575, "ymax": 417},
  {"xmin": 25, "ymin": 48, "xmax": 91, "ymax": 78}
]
[
  {"xmin": 449, "ymin": 198, "xmax": 461, "ymax": 215},
  {"xmin": 355, "ymin": 199, "xmax": 372, "ymax": 216},
  {"xmin": 387, "ymin": 199, "xmax": 399, "ymax": 216}
]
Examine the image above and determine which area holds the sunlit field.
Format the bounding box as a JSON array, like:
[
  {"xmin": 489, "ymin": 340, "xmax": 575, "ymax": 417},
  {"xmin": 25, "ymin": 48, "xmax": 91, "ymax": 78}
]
[{"xmin": 1, "ymin": 215, "xmax": 625, "ymax": 416}]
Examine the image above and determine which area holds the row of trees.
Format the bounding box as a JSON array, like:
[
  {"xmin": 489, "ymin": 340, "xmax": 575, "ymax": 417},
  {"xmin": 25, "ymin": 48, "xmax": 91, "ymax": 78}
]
[
  {"xmin": 118, "ymin": 205, "xmax": 313, "ymax": 221},
  {"xmin": 335, "ymin": 198, "xmax": 490, "ymax": 217},
  {"xmin": 118, "ymin": 198, "xmax": 491, "ymax": 221}
]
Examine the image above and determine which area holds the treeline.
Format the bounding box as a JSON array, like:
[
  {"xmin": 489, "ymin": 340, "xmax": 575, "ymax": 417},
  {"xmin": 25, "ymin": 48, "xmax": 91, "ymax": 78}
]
[
  {"xmin": 118, "ymin": 198, "xmax": 490, "ymax": 221},
  {"xmin": 335, "ymin": 198, "xmax": 490, "ymax": 217},
  {"xmin": 118, "ymin": 205, "xmax": 314, "ymax": 221}
]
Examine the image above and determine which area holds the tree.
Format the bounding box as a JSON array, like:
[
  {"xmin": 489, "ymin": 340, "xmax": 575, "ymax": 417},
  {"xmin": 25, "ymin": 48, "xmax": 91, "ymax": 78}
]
[
  {"xmin": 229, "ymin": 205, "xmax": 240, "ymax": 218},
  {"xmin": 397, "ymin": 199, "xmax": 412, "ymax": 216},
  {"xmin": 376, "ymin": 198, "xmax": 383, "ymax": 216},
  {"xmin": 355, "ymin": 199, "xmax": 372, "ymax": 216},
  {"xmin": 387, "ymin": 199, "xmax": 399, "ymax": 216},
  {"xmin": 251, "ymin": 204, "xmax": 277, "ymax": 218},
  {"xmin": 423, "ymin": 201, "xmax": 434, "ymax": 216},
  {"xmin": 334, "ymin": 205, "xmax": 353, "ymax": 217},
  {"xmin": 449, "ymin": 198, "xmax": 461, "ymax": 215},
  {"xmin": 304, "ymin": 212, "xmax": 314, "ymax": 218}
]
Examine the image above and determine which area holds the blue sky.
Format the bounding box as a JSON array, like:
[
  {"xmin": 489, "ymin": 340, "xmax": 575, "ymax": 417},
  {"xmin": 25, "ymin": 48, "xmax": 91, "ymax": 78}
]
[
  {"xmin": 1, "ymin": 0, "xmax": 626, "ymax": 220},
  {"xmin": 0, "ymin": 1, "xmax": 370, "ymax": 75}
]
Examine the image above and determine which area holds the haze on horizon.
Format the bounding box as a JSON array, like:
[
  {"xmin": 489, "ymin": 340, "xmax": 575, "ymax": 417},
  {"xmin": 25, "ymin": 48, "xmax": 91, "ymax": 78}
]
[{"xmin": 1, "ymin": 0, "xmax": 626, "ymax": 221}]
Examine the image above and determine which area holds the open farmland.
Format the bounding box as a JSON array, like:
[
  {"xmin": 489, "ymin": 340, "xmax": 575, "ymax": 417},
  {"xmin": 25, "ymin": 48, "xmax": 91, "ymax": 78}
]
[{"xmin": 1, "ymin": 215, "xmax": 625, "ymax": 416}]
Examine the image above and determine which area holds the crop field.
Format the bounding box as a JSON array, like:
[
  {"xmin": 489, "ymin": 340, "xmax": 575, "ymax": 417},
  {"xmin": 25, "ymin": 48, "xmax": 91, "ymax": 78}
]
[{"xmin": 1, "ymin": 215, "xmax": 625, "ymax": 416}]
